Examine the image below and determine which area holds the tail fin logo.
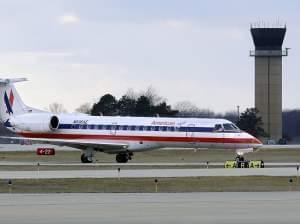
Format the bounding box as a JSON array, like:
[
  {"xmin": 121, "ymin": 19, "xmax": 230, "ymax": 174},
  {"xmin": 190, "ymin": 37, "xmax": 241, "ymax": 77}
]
[{"xmin": 4, "ymin": 90, "xmax": 14, "ymax": 115}]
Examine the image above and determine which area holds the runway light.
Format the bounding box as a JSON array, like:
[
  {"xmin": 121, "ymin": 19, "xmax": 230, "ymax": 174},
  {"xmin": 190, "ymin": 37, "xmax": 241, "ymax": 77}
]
[
  {"xmin": 7, "ymin": 179, "xmax": 12, "ymax": 185},
  {"xmin": 7, "ymin": 179, "xmax": 12, "ymax": 194},
  {"xmin": 297, "ymin": 166, "xmax": 299, "ymax": 184},
  {"xmin": 117, "ymin": 167, "xmax": 121, "ymax": 180},
  {"xmin": 289, "ymin": 178, "xmax": 293, "ymax": 191},
  {"xmin": 154, "ymin": 179, "xmax": 158, "ymax": 193}
]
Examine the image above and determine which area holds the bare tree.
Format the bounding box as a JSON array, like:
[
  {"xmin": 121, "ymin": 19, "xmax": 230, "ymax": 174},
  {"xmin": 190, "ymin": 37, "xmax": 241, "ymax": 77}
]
[
  {"xmin": 75, "ymin": 103, "xmax": 91, "ymax": 114},
  {"xmin": 143, "ymin": 86, "xmax": 164, "ymax": 105},
  {"xmin": 174, "ymin": 101, "xmax": 214, "ymax": 117},
  {"xmin": 124, "ymin": 88, "xmax": 138, "ymax": 100},
  {"xmin": 174, "ymin": 101, "xmax": 199, "ymax": 113},
  {"xmin": 48, "ymin": 102, "xmax": 67, "ymax": 113}
]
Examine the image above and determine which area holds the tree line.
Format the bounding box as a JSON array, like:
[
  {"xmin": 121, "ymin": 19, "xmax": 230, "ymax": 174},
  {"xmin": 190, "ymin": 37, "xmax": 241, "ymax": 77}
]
[{"xmin": 90, "ymin": 93, "xmax": 178, "ymax": 117}]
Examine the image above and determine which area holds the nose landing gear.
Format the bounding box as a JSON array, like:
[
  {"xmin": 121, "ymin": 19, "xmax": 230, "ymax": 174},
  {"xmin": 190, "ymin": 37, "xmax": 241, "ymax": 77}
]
[{"xmin": 235, "ymin": 155, "xmax": 245, "ymax": 162}]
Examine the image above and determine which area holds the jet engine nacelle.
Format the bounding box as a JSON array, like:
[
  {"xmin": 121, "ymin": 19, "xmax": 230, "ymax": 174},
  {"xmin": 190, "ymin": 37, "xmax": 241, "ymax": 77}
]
[{"xmin": 9, "ymin": 113, "xmax": 60, "ymax": 132}]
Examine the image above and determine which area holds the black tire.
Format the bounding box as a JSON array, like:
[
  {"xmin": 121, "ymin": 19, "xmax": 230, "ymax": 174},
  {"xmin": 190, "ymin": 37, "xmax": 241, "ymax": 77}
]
[
  {"xmin": 235, "ymin": 155, "xmax": 245, "ymax": 162},
  {"xmin": 81, "ymin": 154, "xmax": 93, "ymax": 163},
  {"xmin": 116, "ymin": 153, "xmax": 129, "ymax": 163}
]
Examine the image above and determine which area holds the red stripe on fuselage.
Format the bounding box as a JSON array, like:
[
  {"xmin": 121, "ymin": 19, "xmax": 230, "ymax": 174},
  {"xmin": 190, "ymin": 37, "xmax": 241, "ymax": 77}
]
[{"xmin": 17, "ymin": 132, "xmax": 258, "ymax": 144}]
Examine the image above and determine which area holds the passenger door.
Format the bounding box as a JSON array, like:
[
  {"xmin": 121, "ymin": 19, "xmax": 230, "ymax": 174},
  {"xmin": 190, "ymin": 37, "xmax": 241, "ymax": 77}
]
[
  {"xmin": 213, "ymin": 124, "xmax": 224, "ymax": 147},
  {"xmin": 186, "ymin": 124, "xmax": 196, "ymax": 146},
  {"xmin": 110, "ymin": 122, "xmax": 117, "ymax": 135}
]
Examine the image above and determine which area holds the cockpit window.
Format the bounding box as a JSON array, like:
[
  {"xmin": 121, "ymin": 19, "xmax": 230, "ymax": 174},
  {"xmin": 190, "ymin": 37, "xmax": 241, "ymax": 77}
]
[
  {"xmin": 214, "ymin": 124, "xmax": 223, "ymax": 132},
  {"xmin": 223, "ymin": 123, "xmax": 240, "ymax": 132}
]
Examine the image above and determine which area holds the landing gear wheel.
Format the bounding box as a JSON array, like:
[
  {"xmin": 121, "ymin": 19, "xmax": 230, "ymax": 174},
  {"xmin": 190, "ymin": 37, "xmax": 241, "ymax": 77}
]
[
  {"xmin": 81, "ymin": 154, "xmax": 93, "ymax": 163},
  {"xmin": 116, "ymin": 153, "xmax": 132, "ymax": 163},
  {"xmin": 235, "ymin": 155, "xmax": 245, "ymax": 162}
]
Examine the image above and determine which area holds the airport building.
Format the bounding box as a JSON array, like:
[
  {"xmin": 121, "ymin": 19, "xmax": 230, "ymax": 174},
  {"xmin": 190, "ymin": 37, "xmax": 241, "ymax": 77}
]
[{"xmin": 250, "ymin": 25, "xmax": 288, "ymax": 142}]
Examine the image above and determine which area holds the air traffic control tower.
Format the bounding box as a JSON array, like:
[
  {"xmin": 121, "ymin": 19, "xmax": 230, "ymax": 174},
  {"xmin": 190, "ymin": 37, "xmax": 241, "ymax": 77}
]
[{"xmin": 250, "ymin": 25, "xmax": 288, "ymax": 141}]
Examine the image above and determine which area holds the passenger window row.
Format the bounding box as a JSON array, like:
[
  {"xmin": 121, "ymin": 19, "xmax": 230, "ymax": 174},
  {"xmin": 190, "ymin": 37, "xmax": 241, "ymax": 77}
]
[{"xmin": 59, "ymin": 124, "xmax": 214, "ymax": 132}]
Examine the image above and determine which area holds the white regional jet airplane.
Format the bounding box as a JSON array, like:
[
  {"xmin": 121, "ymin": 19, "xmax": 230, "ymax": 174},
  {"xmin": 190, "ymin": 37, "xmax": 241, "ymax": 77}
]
[{"xmin": 0, "ymin": 78, "xmax": 262, "ymax": 163}]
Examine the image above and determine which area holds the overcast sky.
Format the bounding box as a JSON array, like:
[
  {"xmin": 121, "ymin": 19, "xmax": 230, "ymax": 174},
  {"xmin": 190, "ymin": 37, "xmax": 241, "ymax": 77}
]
[{"xmin": 0, "ymin": 0, "xmax": 299, "ymax": 113}]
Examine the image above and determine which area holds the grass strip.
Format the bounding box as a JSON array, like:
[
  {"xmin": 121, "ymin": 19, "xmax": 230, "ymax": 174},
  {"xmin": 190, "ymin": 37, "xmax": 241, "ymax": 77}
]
[{"xmin": 1, "ymin": 176, "xmax": 300, "ymax": 193}]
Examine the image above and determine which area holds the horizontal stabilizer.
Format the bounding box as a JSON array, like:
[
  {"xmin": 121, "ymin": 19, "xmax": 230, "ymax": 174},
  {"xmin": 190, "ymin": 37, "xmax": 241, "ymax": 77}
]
[{"xmin": 0, "ymin": 78, "xmax": 28, "ymax": 85}]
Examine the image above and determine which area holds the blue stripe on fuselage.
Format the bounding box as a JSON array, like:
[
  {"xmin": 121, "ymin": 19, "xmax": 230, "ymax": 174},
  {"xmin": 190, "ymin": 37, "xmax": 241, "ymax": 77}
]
[{"xmin": 58, "ymin": 124, "xmax": 221, "ymax": 133}]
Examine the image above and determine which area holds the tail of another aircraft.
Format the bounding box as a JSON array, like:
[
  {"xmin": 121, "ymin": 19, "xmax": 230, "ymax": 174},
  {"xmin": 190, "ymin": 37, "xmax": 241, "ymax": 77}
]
[{"xmin": 0, "ymin": 78, "xmax": 32, "ymax": 123}]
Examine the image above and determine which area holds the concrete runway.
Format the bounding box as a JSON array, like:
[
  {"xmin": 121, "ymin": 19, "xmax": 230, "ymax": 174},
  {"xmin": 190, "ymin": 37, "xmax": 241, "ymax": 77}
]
[
  {"xmin": 0, "ymin": 192, "xmax": 299, "ymax": 224},
  {"xmin": 0, "ymin": 161, "xmax": 299, "ymax": 167},
  {"xmin": 0, "ymin": 167, "xmax": 299, "ymax": 179}
]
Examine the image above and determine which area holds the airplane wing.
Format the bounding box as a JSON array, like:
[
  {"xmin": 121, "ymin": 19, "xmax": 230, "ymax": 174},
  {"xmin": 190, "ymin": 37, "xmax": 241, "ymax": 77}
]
[
  {"xmin": 0, "ymin": 136, "xmax": 129, "ymax": 153},
  {"xmin": 260, "ymin": 145, "xmax": 300, "ymax": 150}
]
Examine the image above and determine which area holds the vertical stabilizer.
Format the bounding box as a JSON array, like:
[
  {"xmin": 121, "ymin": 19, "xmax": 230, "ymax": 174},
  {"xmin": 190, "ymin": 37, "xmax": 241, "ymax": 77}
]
[{"xmin": 0, "ymin": 78, "xmax": 28, "ymax": 122}]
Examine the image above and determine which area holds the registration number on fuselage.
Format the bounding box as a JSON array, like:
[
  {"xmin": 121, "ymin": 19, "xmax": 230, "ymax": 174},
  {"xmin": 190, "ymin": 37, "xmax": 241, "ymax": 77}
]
[{"xmin": 73, "ymin": 120, "xmax": 88, "ymax": 124}]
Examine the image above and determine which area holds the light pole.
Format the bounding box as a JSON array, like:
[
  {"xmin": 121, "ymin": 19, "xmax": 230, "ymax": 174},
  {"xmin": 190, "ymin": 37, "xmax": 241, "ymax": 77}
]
[{"xmin": 237, "ymin": 105, "xmax": 240, "ymax": 122}]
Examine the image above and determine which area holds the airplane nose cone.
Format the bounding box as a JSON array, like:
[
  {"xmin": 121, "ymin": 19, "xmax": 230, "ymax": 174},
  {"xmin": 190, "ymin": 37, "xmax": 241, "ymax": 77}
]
[
  {"xmin": 252, "ymin": 136, "xmax": 263, "ymax": 146},
  {"xmin": 253, "ymin": 137, "xmax": 262, "ymax": 145},
  {"xmin": 244, "ymin": 132, "xmax": 262, "ymax": 147}
]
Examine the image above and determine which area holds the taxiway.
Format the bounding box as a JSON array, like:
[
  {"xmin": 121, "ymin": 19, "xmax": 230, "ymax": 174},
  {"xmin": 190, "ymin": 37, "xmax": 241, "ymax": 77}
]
[
  {"xmin": 0, "ymin": 167, "xmax": 299, "ymax": 179},
  {"xmin": 0, "ymin": 192, "xmax": 299, "ymax": 224}
]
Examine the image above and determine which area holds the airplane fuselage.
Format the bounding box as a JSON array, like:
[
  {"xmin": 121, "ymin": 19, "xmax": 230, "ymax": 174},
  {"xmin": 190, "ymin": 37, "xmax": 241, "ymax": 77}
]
[{"xmin": 8, "ymin": 113, "xmax": 262, "ymax": 153}]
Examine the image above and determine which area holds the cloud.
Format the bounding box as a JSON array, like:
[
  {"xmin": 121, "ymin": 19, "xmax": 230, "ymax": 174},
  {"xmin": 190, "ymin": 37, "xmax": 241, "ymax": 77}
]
[
  {"xmin": 58, "ymin": 13, "xmax": 80, "ymax": 25},
  {"xmin": 163, "ymin": 19, "xmax": 191, "ymax": 29}
]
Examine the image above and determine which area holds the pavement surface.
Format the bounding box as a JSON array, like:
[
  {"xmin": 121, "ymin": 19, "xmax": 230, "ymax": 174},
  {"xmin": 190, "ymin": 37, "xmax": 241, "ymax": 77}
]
[
  {"xmin": 0, "ymin": 161, "xmax": 299, "ymax": 167},
  {"xmin": 1, "ymin": 143, "xmax": 300, "ymax": 151},
  {"xmin": 0, "ymin": 192, "xmax": 299, "ymax": 224},
  {"xmin": 0, "ymin": 167, "xmax": 299, "ymax": 179}
]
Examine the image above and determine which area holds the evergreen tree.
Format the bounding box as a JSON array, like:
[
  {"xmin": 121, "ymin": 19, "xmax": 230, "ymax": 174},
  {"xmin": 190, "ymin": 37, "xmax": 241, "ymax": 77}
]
[
  {"xmin": 118, "ymin": 95, "xmax": 136, "ymax": 116},
  {"xmin": 153, "ymin": 102, "xmax": 178, "ymax": 117},
  {"xmin": 135, "ymin": 95, "xmax": 152, "ymax": 116},
  {"xmin": 237, "ymin": 108, "xmax": 268, "ymax": 137},
  {"xmin": 91, "ymin": 94, "xmax": 117, "ymax": 116}
]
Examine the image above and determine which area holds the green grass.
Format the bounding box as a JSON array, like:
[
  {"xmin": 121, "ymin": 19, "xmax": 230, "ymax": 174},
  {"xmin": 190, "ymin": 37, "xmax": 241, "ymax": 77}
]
[{"xmin": 1, "ymin": 176, "xmax": 300, "ymax": 193}]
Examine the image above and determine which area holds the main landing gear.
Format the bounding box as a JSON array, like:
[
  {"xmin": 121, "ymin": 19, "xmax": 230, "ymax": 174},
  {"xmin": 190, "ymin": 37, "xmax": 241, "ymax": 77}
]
[
  {"xmin": 81, "ymin": 148, "xmax": 95, "ymax": 163},
  {"xmin": 81, "ymin": 154, "xmax": 93, "ymax": 163},
  {"xmin": 116, "ymin": 152, "xmax": 133, "ymax": 163}
]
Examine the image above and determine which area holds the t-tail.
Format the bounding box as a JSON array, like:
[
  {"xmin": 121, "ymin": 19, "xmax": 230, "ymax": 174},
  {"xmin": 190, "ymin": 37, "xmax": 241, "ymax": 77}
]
[{"xmin": 0, "ymin": 78, "xmax": 42, "ymax": 126}]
